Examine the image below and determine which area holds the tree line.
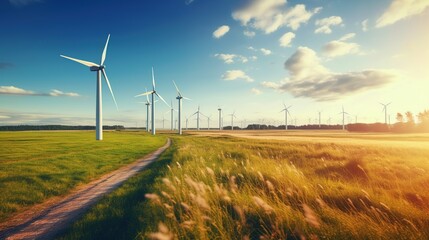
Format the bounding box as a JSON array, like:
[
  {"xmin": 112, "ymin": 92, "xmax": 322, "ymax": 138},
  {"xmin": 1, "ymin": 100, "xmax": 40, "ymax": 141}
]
[{"xmin": 348, "ymin": 109, "xmax": 429, "ymax": 133}]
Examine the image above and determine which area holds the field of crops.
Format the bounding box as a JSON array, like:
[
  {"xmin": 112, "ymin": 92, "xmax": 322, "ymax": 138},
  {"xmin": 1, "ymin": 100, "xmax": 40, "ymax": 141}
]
[{"xmin": 57, "ymin": 131, "xmax": 429, "ymax": 239}]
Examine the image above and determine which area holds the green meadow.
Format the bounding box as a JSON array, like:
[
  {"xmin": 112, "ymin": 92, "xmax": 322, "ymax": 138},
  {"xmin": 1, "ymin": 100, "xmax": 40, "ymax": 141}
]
[
  {"xmin": 56, "ymin": 132, "xmax": 429, "ymax": 239},
  {"xmin": 0, "ymin": 131, "xmax": 166, "ymax": 222}
]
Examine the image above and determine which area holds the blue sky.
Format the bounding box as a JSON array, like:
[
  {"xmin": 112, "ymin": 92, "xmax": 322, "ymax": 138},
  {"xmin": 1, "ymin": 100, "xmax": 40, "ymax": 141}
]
[{"xmin": 1, "ymin": 0, "xmax": 428, "ymax": 127}]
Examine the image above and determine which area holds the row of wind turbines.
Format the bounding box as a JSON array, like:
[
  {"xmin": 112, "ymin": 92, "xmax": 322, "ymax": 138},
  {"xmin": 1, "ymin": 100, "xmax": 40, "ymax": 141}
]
[{"xmin": 60, "ymin": 34, "xmax": 392, "ymax": 140}]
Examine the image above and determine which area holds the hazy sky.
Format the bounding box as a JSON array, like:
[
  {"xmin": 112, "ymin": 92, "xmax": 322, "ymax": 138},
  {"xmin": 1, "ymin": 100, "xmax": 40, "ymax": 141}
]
[{"xmin": 1, "ymin": 0, "xmax": 428, "ymax": 127}]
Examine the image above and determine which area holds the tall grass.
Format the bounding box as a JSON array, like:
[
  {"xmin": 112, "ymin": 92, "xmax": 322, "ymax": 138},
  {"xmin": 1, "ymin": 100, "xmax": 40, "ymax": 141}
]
[
  {"xmin": 142, "ymin": 136, "xmax": 429, "ymax": 239},
  {"xmin": 0, "ymin": 131, "xmax": 166, "ymax": 222}
]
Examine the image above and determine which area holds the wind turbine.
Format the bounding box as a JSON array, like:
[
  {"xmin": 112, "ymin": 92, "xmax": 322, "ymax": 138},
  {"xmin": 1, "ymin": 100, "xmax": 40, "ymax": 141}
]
[
  {"xmin": 218, "ymin": 106, "xmax": 223, "ymax": 130},
  {"xmin": 135, "ymin": 68, "xmax": 170, "ymax": 135},
  {"xmin": 339, "ymin": 106, "xmax": 349, "ymax": 130},
  {"xmin": 380, "ymin": 102, "xmax": 391, "ymax": 125},
  {"xmin": 169, "ymin": 100, "xmax": 177, "ymax": 131},
  {"xmin": 61, "ymin": 34, "xmax": 117, "ymax": 141},
  {"xmin": 280, "ymin": 104, "xmax": 292, "ymax": 130},
  {"xmin": 229, "ymin": 111, "xmax": 237, "ymax": 130},
  {"xmin": 206, "ymin": 115, "xmax": 212, "ymax": 130},
  {"xmin": 173, "ymin": 80, "xmax": 190, "ymax": 135},
  {"xmin": 191, "ymin": 106, "xmax": 204, "ymax": 131},
  {"xmin": 318, "ymin": 111, "xmax": 322, "ymax": 128},
  {"xmin": 139, "ymin": 88, "xmax": 152, "ymax": 132}
]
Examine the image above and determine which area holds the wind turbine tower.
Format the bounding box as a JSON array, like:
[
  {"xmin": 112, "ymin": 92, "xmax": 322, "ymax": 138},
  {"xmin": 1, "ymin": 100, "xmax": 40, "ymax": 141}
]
[
  {"xmin": 229, "ymin": 112, "xmax": 237, "ymax": 130},
  {"xmin": 61, "ymin": 34, "xmax": 118, "ymax": 141},
  {"xmin": 380, "ymin": 102, "xmax": 391, "ymax": 125},
  {"xmin": 339, "ymin": 106, "xmax": 349, "ymax": 130},
  {"xmin": 318, "ymin": 111, "xmax": 322, "ymax": 128},
  {"xmin": 135, "ymin": 68, "xmax": 170, "ymax": 135},
  {"xmin": 172, "ymin": 81, "xmax": 190, "ymax": 135},
  {"xmin": 218, "ymin": 107, "xmax": 223, "ymax": 130},
  {"xmin": 280, "ymin": 104, "xmax": 292, "ymax": 130},
  {"xmin": 192, "ymin": 106, "xmax": 203, "ymax": 131}
]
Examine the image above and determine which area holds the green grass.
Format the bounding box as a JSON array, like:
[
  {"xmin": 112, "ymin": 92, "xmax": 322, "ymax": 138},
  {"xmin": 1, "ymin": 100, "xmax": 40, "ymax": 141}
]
[
  {"xmin": 0, "ymin": 131, "xmax": 167, "ymax": 222},
  {"xmin": 55, "ymin": 141, "xmax": 175, "ymax": 240},
  {"xmin": 55, "ymin": 133, "xmax": 429, "ymax": 239}
]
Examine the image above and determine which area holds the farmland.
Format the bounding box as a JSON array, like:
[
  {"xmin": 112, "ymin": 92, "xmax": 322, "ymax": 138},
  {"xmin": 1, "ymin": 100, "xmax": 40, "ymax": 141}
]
[
  {"xmin": 0, "ymin": 131, "xmax": 167, "ymax": 223},
  {"xmin": 56, "ymin": 130, "xmax": 429, "ymax": 239}
]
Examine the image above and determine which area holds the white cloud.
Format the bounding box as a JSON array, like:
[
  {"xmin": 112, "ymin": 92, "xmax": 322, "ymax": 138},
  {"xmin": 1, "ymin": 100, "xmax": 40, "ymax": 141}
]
[
  {"xmin": 232, "ymin": 0, "xmax": 321, "ymax": 34},
  {"xmin": 243, "ymin": 30, "xmax": 256, "ymax": 38},
  {"xmin": 49, "ymin": 89, "xmax": 80, "ymax": 97},
  {"xmin": 213, "ymin": 25, "xmax": 230, "ymax": 39},
  {"xmin": 279, "ymin": 32, "xmax": 295, "ymax": 47},
  {"xmin": 376, "ymin": 0, "xmax": 429, "ymax": 28},
  {"xmin": 0, "ymin": 86, "xmax": 80, "ymax": 97},
  {"xmin": 323, "ymin": 33, "xmax": 361, "ymax": 58},
  {"xmin": 185, "ymin": 0, "xmax": 195, "ymax": 5},
  {"xmin": 262, "ymin": 46, "xmax": 397, "ymax": 101},
  {"xmin": 214, "ymin": 54, "xmax": 248, "ymax": 64},
  {"xmin": 260, "ymin": 48, "xmax": 272, "ymax": 55},
  {"xmin": 251, "ymin": 88, "xmax": 262, "ymax": 95},
  {"xmin": 314, "ymin": 16, "xmax": 343, "ymax": 34},
  {"xmin": 0, "ymin": 86, "xmax": 35, "ymax": 95},
  {"xmin": 222, "ymin": 70, "xmax": 254, "ymax": 82},
  {"xmin": 9, "ymin": 0, "xmax": 42, "ymax": 6},
  {"xmin": 361, "ymin": 19, "xmax": 369, "ymax": 32}
]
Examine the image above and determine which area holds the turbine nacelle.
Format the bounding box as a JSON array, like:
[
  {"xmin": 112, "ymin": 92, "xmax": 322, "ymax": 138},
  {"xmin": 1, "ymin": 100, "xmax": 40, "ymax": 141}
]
[{"xmin": 90, "ymin": 65, "xmax": 104, "ymax": 71}]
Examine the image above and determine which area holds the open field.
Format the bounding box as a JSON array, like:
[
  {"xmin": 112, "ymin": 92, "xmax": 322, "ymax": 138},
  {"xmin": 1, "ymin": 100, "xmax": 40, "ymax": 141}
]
[
  {"xmin": 0, "ymin": 131, "xmax": 166, "ymax": 223},
  {"xmin": 56, "ymin": 131, "xmax": 429, "ymax": 239}
]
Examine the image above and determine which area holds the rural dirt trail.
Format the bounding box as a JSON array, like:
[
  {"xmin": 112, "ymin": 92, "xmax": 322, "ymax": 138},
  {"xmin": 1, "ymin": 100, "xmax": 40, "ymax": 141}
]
[{"xmin": 0, "ymin": 138, "xmax": 171, "ymax": 240}]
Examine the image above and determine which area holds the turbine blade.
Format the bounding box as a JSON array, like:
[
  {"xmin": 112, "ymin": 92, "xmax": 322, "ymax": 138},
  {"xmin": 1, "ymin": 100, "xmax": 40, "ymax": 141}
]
[
  {"xmin": 152, "ymin": 67, "xmax": 156, "ymax": 90},
  {"xmin": 156, "ymin": 92, "xmax": 170, "ymax": 108},
  {"xmin": 280, "ymin": 109, "xmax": 285, "ymax": 113},
  {"xmin": 145, "ymin": 88, "xmax": 150, "ymax": 102},
  {"xmin": 60, "ymin": 55, "xmax": 99, "ymax": 67},
  {"xmin": 387, "ymin": 102, "xmax": 392, "ymax": 106},
  {"xmin": 101, "ymin": 69, "xmax": 118, "ymax": 110},
  {"xmin": 183, "ymin": 97, "xmax": 192, "ymax": 101},
  {"xmin": 101, "ymin": 34, "xmax": 110, "ymax": 65},
  {"xmin": 135, "ymin": 91, "xmax": 153, "ymax": 97},
  {"xmin": 172, "ymin": 80, "xmax": 182, "ymax": 97}
]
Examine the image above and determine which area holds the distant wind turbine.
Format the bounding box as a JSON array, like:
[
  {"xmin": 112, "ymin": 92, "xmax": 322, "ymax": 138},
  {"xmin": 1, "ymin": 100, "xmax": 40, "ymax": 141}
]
[
  {"xmin": 61, "ymin": 34, "xmax": 117, "ymax": 141},
  {"xmin": 218, "ymin": 106, "xmax": 223, "ymax": 130},
  {"xmin": 380, "ymin": 102, "xmax": 391, "ymax": 125},
  {"xmin": 339, "ymin": 106, "xmax": 349, "ymax": 130},
  {"xmin": 191, "ymin": 106, "xmax": 203, "ymax": 131},
  {"xmin": 280, "ymin": 104, "xmax": 292, "ymax": 130},
  {"xmin": 173, "ymin": 80, "xmax": 191, "ymax": 135},
  {"xmin": 138, "ymin": 88, "xmax": 153, "ymax": 132},
  {"xmin": 318, "ymin": 111, "xmax": 322, "ymax": 128},
  {"xmin": 135, "ymin": 68, "xmax": 170, "ymax": 135},
  {"xmin": 169, "ymin": 100, "xmax": 178, "ymax": 131},
  {"xmin": 229, "ymin": 111, "xmax": 237, "ymax": 130}
]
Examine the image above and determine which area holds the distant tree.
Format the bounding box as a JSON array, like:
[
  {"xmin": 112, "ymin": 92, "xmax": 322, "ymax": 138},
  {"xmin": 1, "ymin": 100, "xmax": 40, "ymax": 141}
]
[
  {"xmin": 396, "ymin": 113, "xmax": 404, "ymax": 123},
  {"xmin": 418, "ymin": 110, "xmax": 429, "ymax": 132},
  {"xmin": 418, "ymin": 110, "xmax": 429, "ymax": 124},
  {"xmin": 405, "ymin": 111, "xmax": 415, "ymax": 124}
]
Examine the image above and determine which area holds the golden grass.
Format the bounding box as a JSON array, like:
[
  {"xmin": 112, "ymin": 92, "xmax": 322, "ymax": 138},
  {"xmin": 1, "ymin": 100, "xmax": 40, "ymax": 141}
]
[{"xmin": 142, "ymin": 133, "xmax": 429, "ymax": 239}]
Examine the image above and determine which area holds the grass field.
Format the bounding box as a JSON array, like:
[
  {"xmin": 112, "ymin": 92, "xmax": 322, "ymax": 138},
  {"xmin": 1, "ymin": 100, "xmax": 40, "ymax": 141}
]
[
  {"xmin": 56, "ymin": 131, "xmax": 429, "ymax": 239},
  {"xmin": 0, "ymin": 131, "xmax": 167, "ymax": 223}
]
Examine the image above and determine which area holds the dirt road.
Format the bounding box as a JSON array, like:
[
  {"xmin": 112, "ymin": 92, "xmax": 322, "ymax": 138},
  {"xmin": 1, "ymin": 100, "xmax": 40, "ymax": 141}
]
[{"xmin": 0, "ymin": 139, "xmax": 171, "ymax": 240}]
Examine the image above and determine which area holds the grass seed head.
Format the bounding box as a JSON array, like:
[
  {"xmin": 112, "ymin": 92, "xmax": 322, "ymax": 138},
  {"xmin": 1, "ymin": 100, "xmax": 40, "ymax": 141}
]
[
  {"xmin": 252, "ymin": 196, "xmax": 274, "ymax": 214},
  {"xmin": 302, "ymin": 204, "xmax": 321, "ymax": 228}
]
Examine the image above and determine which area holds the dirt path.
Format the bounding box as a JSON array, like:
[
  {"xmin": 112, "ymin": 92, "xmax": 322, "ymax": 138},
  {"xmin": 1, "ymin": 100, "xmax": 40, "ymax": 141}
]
[{"xmin": 0, "ymin": 138, "xmax": 171, "ymax": 240}]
